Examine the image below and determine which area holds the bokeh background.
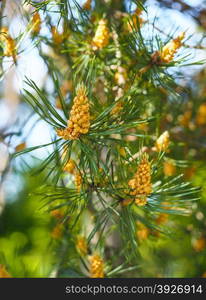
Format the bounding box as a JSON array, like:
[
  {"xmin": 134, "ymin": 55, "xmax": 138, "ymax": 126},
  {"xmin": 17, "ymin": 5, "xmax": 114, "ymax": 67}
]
[{"xmin": 0, "ymin": 0, "xmax": 206, "ymax": 277}]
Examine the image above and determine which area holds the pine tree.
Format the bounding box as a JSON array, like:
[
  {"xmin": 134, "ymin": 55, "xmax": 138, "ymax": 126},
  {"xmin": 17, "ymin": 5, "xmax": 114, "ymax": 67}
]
[{"xmin": 0, "ymin": 0, "xmax": 203, "ymax": 278}]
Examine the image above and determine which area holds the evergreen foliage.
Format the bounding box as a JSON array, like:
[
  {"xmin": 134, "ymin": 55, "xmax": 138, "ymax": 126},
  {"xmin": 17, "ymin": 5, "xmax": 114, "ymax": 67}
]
[{"xmin": 0, "ymin": 0, "xmax": 205, "ymax": 278}]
